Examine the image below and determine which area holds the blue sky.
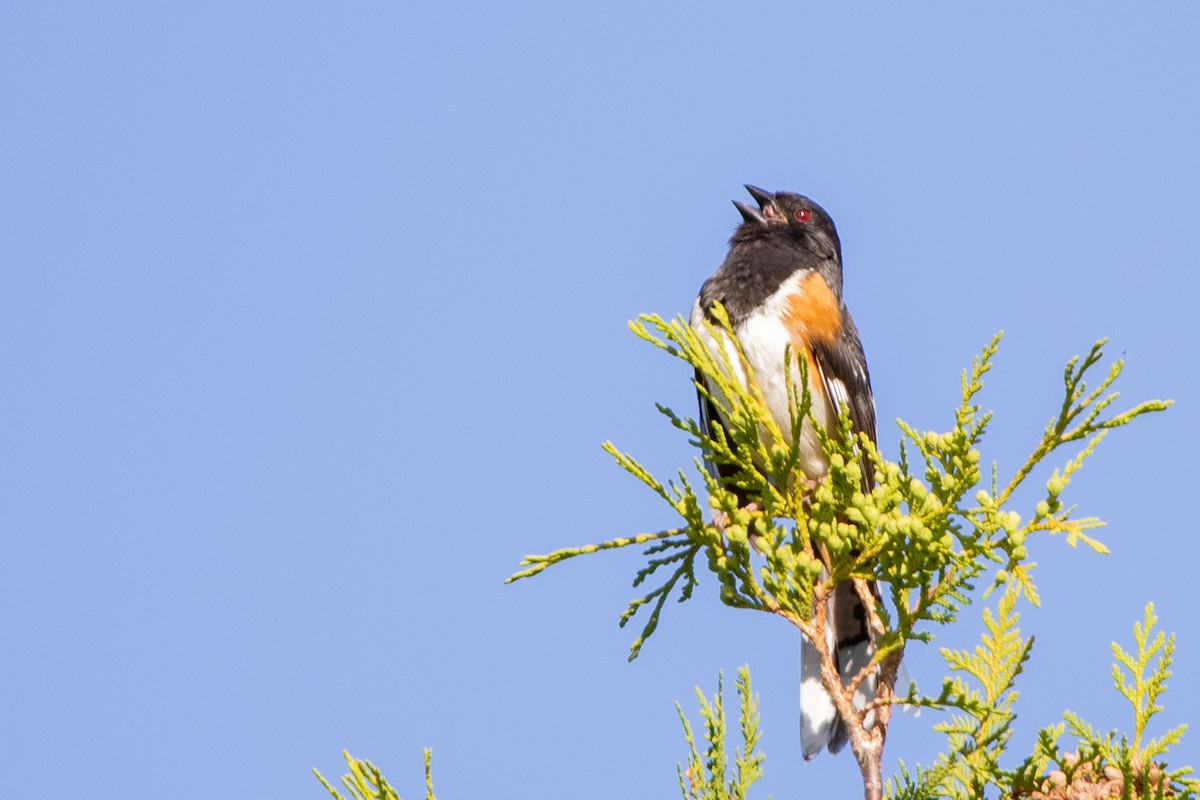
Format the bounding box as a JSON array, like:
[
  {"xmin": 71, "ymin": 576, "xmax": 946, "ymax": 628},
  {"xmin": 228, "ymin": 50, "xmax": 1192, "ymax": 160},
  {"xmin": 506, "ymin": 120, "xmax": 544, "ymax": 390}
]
[{"xmin": 3, "ymin": 3, "xmax": 1199, "ymax": 798}]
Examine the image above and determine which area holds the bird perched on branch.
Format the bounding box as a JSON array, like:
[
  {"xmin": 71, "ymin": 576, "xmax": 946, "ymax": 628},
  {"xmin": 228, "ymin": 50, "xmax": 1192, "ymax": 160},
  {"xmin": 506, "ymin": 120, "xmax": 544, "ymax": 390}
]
[{"xmin": 689, "ymin": 185, "xmax": 878, "ymax": 759}]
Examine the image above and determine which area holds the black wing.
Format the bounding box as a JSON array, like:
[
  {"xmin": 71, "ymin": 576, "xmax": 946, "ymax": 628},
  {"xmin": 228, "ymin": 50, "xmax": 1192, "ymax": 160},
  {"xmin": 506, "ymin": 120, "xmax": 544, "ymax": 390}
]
[
  {"xmin": 695, "ymin": 367, "xmax": 743, "ymax": 493},
  {"xmin": 809, "ymin": 308, "xmax": 877, "ymax": 489}
]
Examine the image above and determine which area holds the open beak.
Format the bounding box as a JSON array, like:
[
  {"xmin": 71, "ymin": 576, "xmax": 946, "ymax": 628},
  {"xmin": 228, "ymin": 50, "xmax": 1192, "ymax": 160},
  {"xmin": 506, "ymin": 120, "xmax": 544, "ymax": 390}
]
[
  {"xmin": 733, "ymin": 200, "xmax": 766, "ymax": 224},
  {"xmin": 734, "ymin": 185, "xmax": 779, "ymax": 224},
  {"xmin": 744, "ymin": 185, "xmax": 774, "ymax": 208}
]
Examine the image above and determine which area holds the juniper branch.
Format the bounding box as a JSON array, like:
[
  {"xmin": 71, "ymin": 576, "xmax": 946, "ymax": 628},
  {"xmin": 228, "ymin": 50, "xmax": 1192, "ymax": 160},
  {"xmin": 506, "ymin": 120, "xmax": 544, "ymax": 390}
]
[{"xmin": 510, "ymin": 313, "xmax": 1173, "ymax": 800}]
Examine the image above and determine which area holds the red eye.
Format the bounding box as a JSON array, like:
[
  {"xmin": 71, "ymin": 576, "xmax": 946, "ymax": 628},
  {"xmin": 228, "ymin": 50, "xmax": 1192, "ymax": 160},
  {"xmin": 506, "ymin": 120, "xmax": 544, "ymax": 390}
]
[{"xmin": 794, "ymin": 209, "xmax": 812, "ymax": 222}]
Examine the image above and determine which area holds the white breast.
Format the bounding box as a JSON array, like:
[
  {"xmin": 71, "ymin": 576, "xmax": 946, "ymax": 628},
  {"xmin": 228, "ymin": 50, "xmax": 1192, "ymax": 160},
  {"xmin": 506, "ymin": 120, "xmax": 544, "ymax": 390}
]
[{"xmin": 690, "ymin": 273, "xmax": 836, "ymax": 480}]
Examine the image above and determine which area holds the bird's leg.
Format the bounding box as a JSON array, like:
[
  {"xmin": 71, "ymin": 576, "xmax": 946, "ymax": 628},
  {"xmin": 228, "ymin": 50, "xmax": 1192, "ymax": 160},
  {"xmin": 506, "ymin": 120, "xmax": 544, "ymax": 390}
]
[
  {"xmin": 710, "ymin": 502, "xmax": 762, "ymax": 551},
  {"xmin": 710, "ymin": 509, "xmax": 731, "ymax": 550},
  {"xmin": 743, "ymin": 501, "xmax": 764, "ymax": 553},
  {"xmin": 796, "ymin": 473, "xmax": 822, "ymax": 497},
  {"xmin": 710, "ymin": 502, "xmax": 762, "ymax": 531}
]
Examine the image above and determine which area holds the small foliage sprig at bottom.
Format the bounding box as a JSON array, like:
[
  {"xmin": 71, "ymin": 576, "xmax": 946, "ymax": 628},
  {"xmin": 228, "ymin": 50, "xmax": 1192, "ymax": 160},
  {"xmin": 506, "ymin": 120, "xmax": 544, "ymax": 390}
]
[
  {"xmin": 674, "ymin": 603, "xmax": 1197, "ymax": 800},
  {"xmin": 676, "ymin": 666, "xmax": 765, "ymax": 800},
  {"xmin": 314, "ymin": 750, "xmax": 435, "ymax": 800},
  {"xmin": 890, "ymin": 600, "xmax": 1198, "ymax": 800}
]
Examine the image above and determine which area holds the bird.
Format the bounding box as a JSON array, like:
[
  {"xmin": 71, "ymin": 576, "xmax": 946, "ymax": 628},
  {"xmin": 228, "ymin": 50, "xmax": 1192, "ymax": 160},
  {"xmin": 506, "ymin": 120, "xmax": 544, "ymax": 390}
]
[{"xmin": 688, "ymin": 185, "xmax": 879, "ymax": 759}]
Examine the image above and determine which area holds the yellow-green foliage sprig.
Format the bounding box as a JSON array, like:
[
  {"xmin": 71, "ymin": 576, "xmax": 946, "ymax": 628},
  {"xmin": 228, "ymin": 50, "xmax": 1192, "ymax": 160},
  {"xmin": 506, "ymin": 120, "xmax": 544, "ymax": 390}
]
[
  {"xmin": 507, "ymin": 307, "xmax": 1173, "ymax": 798},
  {"xmin": 315, "ymin": 750, "xmax": 435, "ymax": 800},
  {"xmin": 676, "ymin": 667, "xmax": 765, "ymax": 800},
  {"xmin": 1005, "ymin": 604, "xmax": 1199, "ymax": 800},
  {"xmin": 510, "ymin": 310, "xmax": 1167, "ymax": 663}
]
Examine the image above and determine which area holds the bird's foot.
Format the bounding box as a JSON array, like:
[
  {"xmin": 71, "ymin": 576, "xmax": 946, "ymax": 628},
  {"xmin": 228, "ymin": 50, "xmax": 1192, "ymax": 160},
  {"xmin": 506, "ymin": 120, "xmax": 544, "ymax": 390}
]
[{"xmin": 710, "ymin": 503, "xmax": 762, "ymax": 551}]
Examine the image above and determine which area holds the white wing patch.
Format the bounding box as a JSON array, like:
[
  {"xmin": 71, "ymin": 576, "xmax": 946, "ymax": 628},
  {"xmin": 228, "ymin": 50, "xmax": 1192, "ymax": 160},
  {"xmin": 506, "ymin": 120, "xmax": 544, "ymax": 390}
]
[{"xmin": 823, "ymin": 375, "xmax": 852, "ymax": 422}]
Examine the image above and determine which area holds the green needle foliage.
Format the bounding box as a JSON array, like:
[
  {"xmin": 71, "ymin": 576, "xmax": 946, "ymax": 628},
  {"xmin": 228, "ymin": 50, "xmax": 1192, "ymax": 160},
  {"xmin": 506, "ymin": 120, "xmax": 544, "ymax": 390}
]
[
  {"xmin": 1115, "ymin": 604, "xmax": 1183, "ymax": 758},
  {"xmin": 884, "ymin": 600, "xmax": 1198, "ymax": 800},
  {"xmin": 685, "ymin": 603, "xmax": 1198, "ymax": 800},
  {"xmin": 314, "ymin": 750, "xmax": 436, "ymax": 800},
  {"xmin": 1013, "ymin": 603, "xmax": 1197, "ymax": 800},
  {"xmin": 510, "ymin": 312, "xmax": 1167, "ymax": 654},
  {"xmin": 676, "ymin": 667, "xmax": 765, "ymax": 800},
  {"xmin": 930, "ymin": 584, "xmax": 1034, "ymax": 799},
  {"xmin": 506, "ymin": 308, "xmax": 1177, "ymax": 799}
]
